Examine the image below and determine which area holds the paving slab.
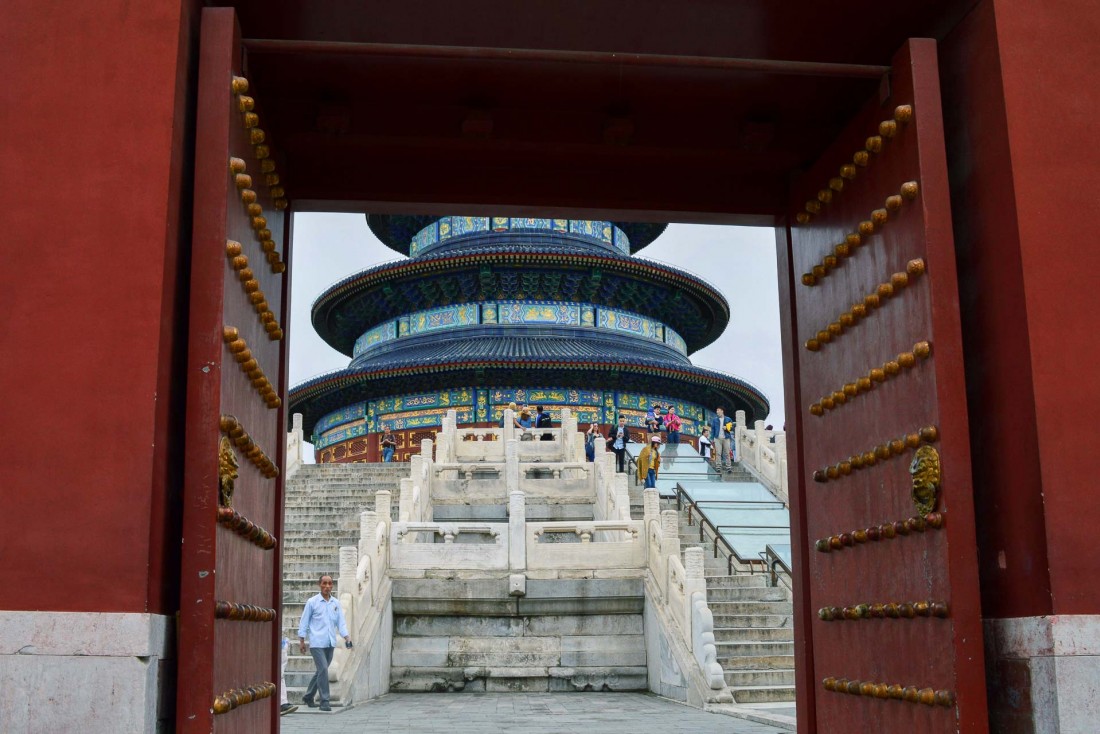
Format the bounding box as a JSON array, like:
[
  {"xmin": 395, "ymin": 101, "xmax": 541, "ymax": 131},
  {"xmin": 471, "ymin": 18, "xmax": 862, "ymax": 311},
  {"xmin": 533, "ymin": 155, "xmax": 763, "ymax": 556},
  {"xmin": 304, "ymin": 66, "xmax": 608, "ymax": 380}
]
[{"xmin": 280, "ymin": 692, "xmax": 792, "ymax": 733}]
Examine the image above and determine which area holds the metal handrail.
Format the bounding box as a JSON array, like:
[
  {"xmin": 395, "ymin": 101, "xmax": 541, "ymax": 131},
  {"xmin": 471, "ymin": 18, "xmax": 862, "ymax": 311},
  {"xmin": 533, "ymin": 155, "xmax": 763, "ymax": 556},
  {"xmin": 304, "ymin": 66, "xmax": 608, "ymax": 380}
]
[
  {"xmin": 674, "ymin": 485, "xmax": 741, "ymax": 575},
  {"xmin": 763, "ymin": 544, "xmax": 793, "ymax": 588}
]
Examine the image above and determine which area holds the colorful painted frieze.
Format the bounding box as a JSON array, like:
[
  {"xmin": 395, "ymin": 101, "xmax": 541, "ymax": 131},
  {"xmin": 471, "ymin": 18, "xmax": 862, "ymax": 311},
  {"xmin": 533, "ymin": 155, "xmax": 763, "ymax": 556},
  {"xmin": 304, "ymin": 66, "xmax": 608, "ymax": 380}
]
[
  {"xmin": 409, "ymin": 222, "xmax": 438, "ymax": 257},
  {"xmin": 497, "ymin": 301, "xmax": 580, "ymax": 325},
  {"xmin": 448, "ymin": 216, "xmax": 490, "ymax": 238},
  {"xmin": 665, "ymin": 327, "xmax": 687, "ymax": 355},
  {"xmin": 353, "ymin": 320, "xmax": 398, "ymax": 356},
  {"xmin": 378, "ymin": 407, "xmax": 474, "ymax": 430},
  {"xmin": 489, "ymin": 387, "xmax": 601, "ymax": 406},
  {"xmin": 613, "ymin": 227, "xmax": 630, "ymax": 254},
  {"xmin": 315, "ymin": 402, "xmax": 367, "ymax": 434},
  {"xmin": 316, "ymin": 421, "xmax": 368, "ymax": 449},
  {"xmin": 408, "ymin": 303, "xmax": 479, "ymax": 335},
  {"xmin": 598, "ymin": 307, "xmax": 659, "ymax": 339},
  {"xmin": 509, "ymin": 217, "xmax": 553, "ymax": 231}
]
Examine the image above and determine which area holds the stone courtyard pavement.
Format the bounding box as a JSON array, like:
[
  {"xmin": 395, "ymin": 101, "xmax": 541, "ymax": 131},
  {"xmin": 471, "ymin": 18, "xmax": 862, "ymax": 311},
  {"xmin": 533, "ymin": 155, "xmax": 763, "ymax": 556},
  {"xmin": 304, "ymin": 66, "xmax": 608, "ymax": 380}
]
[{"xmin": 280, "ymin": 692, "xmax": 793, "ymax": 733}]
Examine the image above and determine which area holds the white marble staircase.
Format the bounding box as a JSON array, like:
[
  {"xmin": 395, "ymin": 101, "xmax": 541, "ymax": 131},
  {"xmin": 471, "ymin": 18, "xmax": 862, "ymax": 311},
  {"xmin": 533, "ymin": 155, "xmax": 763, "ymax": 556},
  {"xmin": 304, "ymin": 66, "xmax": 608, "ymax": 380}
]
[
  {"xmin": 676, "ymin": 510, "xmax": 795, "ymax": 704},
  {"xmin": 280, "ymin": 463, "xmax": 406, "ymax": 704}
]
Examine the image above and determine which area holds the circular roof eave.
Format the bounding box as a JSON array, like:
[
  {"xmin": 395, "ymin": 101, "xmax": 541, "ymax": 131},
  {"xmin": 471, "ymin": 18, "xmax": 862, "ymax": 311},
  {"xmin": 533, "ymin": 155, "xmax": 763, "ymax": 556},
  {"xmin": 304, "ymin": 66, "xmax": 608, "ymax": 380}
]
[
  {"xmin": 289, "ymin": 359, "xmax": 769, "ymax": 436},
  {"xmin": 365, "ymin": 214, "xmax": 668, "ymax": 255},
  {"xmin": 310, "ymin": 248, "xmax": 731, "ymax": 356}
]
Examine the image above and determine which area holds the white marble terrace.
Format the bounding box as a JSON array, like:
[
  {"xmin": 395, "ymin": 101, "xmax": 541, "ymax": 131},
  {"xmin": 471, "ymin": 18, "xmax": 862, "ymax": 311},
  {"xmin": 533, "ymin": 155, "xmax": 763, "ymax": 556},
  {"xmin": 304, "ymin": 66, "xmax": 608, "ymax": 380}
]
[{"xmin": 325, "ymin": 408, "xmax": 733, "ymax": 706}]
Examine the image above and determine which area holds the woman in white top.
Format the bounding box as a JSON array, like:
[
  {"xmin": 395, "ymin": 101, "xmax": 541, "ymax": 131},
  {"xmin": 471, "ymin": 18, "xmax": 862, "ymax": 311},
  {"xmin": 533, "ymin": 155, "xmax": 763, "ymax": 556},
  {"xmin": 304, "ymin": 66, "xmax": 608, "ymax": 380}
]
[{"xmin": 698, "ymin": 425, "xmax": 713, "ymax": 462}]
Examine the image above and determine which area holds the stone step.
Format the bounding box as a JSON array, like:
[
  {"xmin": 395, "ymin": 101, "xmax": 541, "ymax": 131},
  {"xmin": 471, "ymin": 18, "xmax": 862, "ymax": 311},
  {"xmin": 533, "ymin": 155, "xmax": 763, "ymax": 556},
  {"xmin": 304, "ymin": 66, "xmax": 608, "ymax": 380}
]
[
  {"xmin": 713, "ymin": 626, "xmax": 793, "ymax": 643},
  {"xmin": 702, "ymin": 575, "xmax": 769, "ymax": 588},
  {"xmin": 282, "ymin": 563, "xmax": 345, "ymax": 575},
  {"xmin": 724, "ymin": 668, "xmax": 796, "ymax": 687},
  {"xmin": 719, "ymin": 653, "xmax": 796, "ymax": 671},
  {"xmin": 729, "ymin": 684, "xmax": 797, "ymax": 704},
  {"xmin": 280, "ymin": 553, "xmax": 340, "ymax": 564},
  {"xmin": 388, "ymin": 666, "xmax": 648, "ymax": 693},
  {"xmin": 706, "ymin": 587, "xmax": 789, "ymax": 602},
  {"xmin": 711, "ymin": 613, "xmax": 792, "ymax": 629},
  {"xmin": 716, "ymin": 640, "xmax": 794, "ymax": 657},
  {"xmin": 284, "ymin": 519, "xmax": 359, "ymax": 529},
  {"xmin": 706, "ymin": 600, "xmax": 794, "ymax": 616}
]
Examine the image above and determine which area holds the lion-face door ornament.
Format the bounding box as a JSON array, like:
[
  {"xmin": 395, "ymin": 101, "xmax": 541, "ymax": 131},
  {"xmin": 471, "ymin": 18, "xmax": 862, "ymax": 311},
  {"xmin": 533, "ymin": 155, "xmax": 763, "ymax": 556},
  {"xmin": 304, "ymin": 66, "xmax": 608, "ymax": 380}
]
[
  {"xmin": 909, "ymin": 444, "xmax": 941, "ymax": 515},
  {"xmin": 218, "ymin": 435, "xmax": 240, "ymax": 508}
]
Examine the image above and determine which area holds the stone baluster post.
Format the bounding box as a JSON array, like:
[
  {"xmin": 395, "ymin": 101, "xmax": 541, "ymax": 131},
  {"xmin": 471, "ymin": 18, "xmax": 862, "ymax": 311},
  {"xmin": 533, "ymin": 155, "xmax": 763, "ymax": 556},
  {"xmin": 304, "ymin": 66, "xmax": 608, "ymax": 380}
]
[
  {"xmin": 359, "ymin": 510, "xmax": 379, "ymax": 558},
  {"xmin": 560, "ymin": 407, "xmax": 576, "ymax": 461},
  {"xmin": 753, "ymin": 419, "xmax": 766, "ymax": 470},
  {"xmin": 287, "ymin": 412, "xmax": 304, "ymax": 477},
  {"xmin": 642, "ymin": 487, "xmax": 660, "ymax": 526},
  {"xmin": 420, "ymin": 438, "xmax": 434, "ymax": 520},
  {"xmin": 502, "ymin": 408, "xmax": 516, "ymax": 444},
  {"xmin": 508, "ymin": 490, "xmax": 526, "ymax": 573},
  {"xmin": 375, "ymin": 490, "xmax": 392, "ymax": 525},
  {"xmin": 735, "ymin": 410, "xmax": 747, "ymax": 464},
  {"xmin": 613, "ymin": 471, "xmax": 631, "ymax": 523},
  {"xmin": 660, "ymin": 510, "xmax": 681, "ymax": 561},
  {"xmin": 338, "ymin": 545, "xmax": 358, "ymax": 596},
  {"xmin": 399, "ymin": 477, "xmax": 413, "ymax": 523},
  {"xmin": 684, "ymin": 546, "xmax": 704, "ymax": 580},
  {"xmin": 505, "ymin": 439, "xmax": 519, "ymax": 494},
  {"xmin": 436, "ymin": 429, "xmax": 451, "ymax": 465},
  {"xmin": 774, "ymin": 433, "xmax": 788, "ymax": 503}
]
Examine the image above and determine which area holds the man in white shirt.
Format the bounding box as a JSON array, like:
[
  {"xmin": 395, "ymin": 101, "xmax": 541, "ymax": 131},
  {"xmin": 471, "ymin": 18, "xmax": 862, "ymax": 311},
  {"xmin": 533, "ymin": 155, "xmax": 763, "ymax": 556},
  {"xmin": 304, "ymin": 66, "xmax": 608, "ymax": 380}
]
[{"xmin": 298, "ymin": 574, "xmax": 351, "ymax": 711}]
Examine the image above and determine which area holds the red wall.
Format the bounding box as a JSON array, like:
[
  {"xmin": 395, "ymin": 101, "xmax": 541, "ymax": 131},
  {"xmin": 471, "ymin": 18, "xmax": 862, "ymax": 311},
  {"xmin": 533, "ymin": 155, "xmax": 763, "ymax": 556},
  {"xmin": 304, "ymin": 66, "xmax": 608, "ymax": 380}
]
[
  {"xmin": 940, "ymin": 0, "xmax": 1100, "ymax": 616},
  {"xmin": 0, "ymin": 0, "xmax": 199, "ymax": 613}
]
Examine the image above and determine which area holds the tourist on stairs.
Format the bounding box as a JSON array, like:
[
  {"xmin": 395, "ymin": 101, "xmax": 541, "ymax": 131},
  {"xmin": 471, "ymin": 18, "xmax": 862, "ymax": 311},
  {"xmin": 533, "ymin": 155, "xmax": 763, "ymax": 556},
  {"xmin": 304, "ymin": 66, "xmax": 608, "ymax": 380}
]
[
  {"xmin": 698, "ymin": 425, "xmax": 712, "ymax": 463},
  {"xmin": 637, "ymin": 434, "xmax": 662, "ymax": 489},
  {"xmin": 665, "ymin": 407, "xmax": 682, "ymax": 444},
  {"xmin": 709, "ymin": 407, "xmax": 734, "ymax": 473},
  {"xmin": 584, "ymin": 422, "xmax": 600, "ymax": 462},
  {"xmin": 607, "ymin": 415, "xmax": 632, "ymax": 472},
  {"xmin": 380, "ymin": 429, "xmax": 396, "ymax": 462},
  {"xmin": 298, "ymin": 574, "xmax": 351, "ymax": 712}
]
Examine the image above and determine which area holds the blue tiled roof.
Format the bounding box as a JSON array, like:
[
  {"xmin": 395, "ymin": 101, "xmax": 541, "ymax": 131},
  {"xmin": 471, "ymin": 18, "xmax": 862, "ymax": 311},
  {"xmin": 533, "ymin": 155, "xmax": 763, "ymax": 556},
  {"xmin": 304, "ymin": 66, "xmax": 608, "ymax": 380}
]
[
  {"xmin": 349, "ymin": 330, "xmax": 690, "ymax": 370},
  {"xmin": 289, "ymin": 336, "xmax": 769, "ymax": 434},
  {"xmin": 310, "ymin": 238, "xmax": 731, "ymax": 356},
  {"xmin": 366, "ymin": 215, "xmax": 668, "ymax": 255}
]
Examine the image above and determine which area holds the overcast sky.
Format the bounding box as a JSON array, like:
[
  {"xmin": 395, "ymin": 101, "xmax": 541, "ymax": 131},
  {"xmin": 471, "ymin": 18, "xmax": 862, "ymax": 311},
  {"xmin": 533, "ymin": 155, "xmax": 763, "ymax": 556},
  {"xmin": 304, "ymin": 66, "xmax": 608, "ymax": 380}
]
[{"xmin": 288, "ymin": 214, "xmax": 785, "ymax": 458}]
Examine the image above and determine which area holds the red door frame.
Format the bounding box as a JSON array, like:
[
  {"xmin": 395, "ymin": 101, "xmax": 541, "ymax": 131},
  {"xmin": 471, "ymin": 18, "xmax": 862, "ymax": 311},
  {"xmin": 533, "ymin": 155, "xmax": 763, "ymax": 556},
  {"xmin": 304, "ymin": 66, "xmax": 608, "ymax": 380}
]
[{"xmin": 178, "ymin": 8, "xmax": 291, "ymax": 732}]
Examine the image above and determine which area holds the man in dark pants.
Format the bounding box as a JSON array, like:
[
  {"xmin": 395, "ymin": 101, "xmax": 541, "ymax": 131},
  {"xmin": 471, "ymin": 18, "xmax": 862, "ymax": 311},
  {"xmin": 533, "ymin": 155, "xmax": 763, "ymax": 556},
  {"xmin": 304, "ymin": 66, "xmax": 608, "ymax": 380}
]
[
  {"xmin": 535, "ymin": 404, "xmax": 553, "ymax": 440},
  {"xmin": 607, "ymin": 415, "xmax": 633, "ymax": 472},
  {"xmin": 298, "ymin": 574, "xmax": 351, "ymax": 711}
]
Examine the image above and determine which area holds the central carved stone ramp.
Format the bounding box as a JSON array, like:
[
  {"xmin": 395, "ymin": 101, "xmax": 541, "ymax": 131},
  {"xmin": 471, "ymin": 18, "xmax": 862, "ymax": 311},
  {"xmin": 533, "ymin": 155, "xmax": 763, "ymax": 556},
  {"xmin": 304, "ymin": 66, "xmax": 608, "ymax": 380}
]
[
  {"xmin": 388, "ymin": 591, "xmax": 647, "ymax": 693},
  {"xmin": 676, "ymin": 514, "xmax": 795, "ymax": 704},
  {"xmin": 281, "ymin": 463, "xmax": 406, "ymax": 703}
]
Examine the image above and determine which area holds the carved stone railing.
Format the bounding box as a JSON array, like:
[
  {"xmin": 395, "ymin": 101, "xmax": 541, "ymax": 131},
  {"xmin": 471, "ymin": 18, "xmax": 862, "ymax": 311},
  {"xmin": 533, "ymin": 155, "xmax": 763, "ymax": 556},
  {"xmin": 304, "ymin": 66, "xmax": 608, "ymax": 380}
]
[
  {"xmin": 526, "ymin": 520, "xmax": 645, "ymax": 570},
  {"xmin": 642, "ymin": 488, "xmax": 730, "ymax": 700},
  {"xmin": 332, "ymin": 490, "xmax": 393, "ymax": 703},
  {"xmin": 390, "ymin": 522, "xmax": 508, "ymax": 571},
  {"xmin": 286, "ymin": 412, "xmax": 305, "ymax": 478},
  {"xmin": 436, "ymin": 408, "xmax": 578, "ymax": 464},
  {"xmin": 734, "ymin": 410, "xmax": 788, "ymax": 504},
  {"xmin": 398, "ymin": 439, "xmax": 434, "ymax": 523}
]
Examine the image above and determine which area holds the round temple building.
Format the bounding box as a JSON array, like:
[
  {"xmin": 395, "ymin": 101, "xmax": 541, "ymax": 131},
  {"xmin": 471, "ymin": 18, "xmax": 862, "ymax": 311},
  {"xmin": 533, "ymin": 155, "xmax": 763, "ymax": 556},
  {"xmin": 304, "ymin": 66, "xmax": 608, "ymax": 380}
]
[{"xmin": 290, "ymin": 216, "xmax": 769, "ymax": 462}]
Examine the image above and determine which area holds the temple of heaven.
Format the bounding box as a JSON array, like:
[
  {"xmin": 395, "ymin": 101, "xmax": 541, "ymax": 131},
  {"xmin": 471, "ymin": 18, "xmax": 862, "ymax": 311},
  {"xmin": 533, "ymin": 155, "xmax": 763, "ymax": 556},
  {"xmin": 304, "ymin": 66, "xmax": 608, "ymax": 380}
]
[{"xmin": 289, "ymin": 215, "xmax": 769, "ymax": 463}]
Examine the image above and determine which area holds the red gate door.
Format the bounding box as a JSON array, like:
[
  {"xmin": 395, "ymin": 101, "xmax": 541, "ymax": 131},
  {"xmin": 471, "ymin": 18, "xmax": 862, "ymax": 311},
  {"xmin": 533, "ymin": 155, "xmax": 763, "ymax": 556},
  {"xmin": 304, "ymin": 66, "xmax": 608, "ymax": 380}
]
[
  {"xmin": 178, "ymin": 8, "xmax": 291, "ymax": 732},
  {"xmin": 782, "ymin": 40, "xmax": 987, "ymax": 732}
]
